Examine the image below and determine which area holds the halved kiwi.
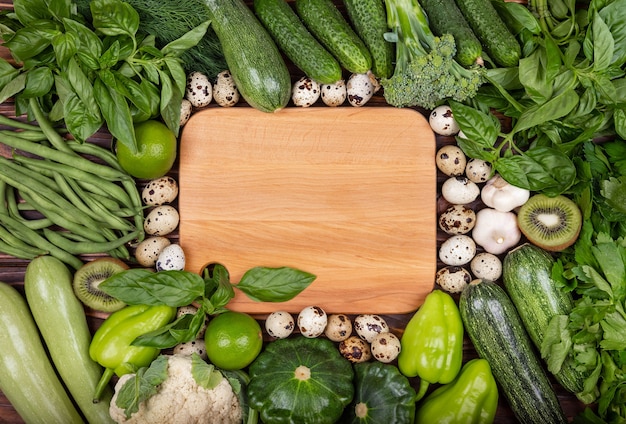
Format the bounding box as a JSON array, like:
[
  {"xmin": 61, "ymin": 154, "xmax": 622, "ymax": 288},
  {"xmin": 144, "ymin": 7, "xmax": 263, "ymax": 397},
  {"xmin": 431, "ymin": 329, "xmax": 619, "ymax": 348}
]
[
  {"xmin": 73, "ymin": 257, "xmax": 128, "ymax": 312},
  {"xmin": 517, "ymin": 194, "xmax": 582, "ymax": 252}
]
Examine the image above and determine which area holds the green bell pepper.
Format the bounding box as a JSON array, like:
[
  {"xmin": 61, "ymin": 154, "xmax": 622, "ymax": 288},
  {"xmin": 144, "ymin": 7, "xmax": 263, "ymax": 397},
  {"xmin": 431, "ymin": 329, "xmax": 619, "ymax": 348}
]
[
  {"xmin": 397, "ymin": 289, "xmax": 464, "ymax": 400},
  {"xmin": 415, "ymin": 358, "xmax": 499, "ymax": 424},
  {"xmin": 90, "ymin": 304, "xmax": 176, "ymax": 401}
]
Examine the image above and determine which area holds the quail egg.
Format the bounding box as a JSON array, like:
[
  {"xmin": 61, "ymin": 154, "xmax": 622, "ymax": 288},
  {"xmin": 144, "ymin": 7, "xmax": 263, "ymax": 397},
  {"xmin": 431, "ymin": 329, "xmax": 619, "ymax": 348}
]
[
  {"xmin": 321, "ymin": 79, "xmax": 347, "ymax": 107},
  {"xmin": 144, "ymin": 205, "xmax": 179, "ymax": 236},
  {"xmin": 174, "ymin": 339, "xmax": 207, "ymax": 359},
  {"xmin": 465, "ymin": 158, "xmax": 493, "ymax": 183},
  {"xmin": 297, "ymin": 305, "xmax": 327, "ymax": 338},
  {"xmin": 142, "ymin": 176, "xmax": 179, "ymax": 206},
  {"xmin": 429, "ymin": 105, "xmax": 460, "ymax": 136},
  {"xmin": 436, "ymin": 145, "xmax": 467, "ymax": 177},
  {"xmin": 180, "ymin": 98, "xmax": 192, "ymax": 127},
  {"xmin": 185, "ymin": 71, "xmax": 212, "ymax": 107},
  {"xmin": 324, "ymin": 314, "xmax": 353, "ymax": 342},
  {"xmin": 213, "ymin": 70, "xmax": 240, "ymax": 107},
  {"xmin": 265, "ymin": 311, "xmax": 295, "ymax": 339},
  {"xmin": 471, "ymin": 252, "xmax": 503, "ymax": 281},
  {"xmin": 339, "ymin": 336, "xmax": 372, "ymax": 363},
  {"xmin": 156, "ymin": 243, "xmax": 186, "ymax": 271},
  {"xmin": 134, "ymin": 236, "xmax": 171, "ymax": 267},
  {"xmin": 441, "ymin": 176, "xmax": 480, "ymax": 205},
  {"xmin": 370, "ymin": 332, "xmax": 401, "ymax": 363},
  {"xmin": 354, "ymin": 314, "xmax": 389, "ymax": 343},
  {"xmin": 292, "ymin": 76, "xmax": 320, "ymax": 107},
  {"xmin": 346, "ymin": 73, "xmax": 375, "ymax": 107},
  {"xmin": 438, "ymin": 204, "xmax": 476, "ymax": 235},
  {"xmin": 435, "ymin": 266, "xmax": 472, "ymax": 293},
  {"xmin": 439, "ymin": 234, "xmax": 476, "ymax": 266}
]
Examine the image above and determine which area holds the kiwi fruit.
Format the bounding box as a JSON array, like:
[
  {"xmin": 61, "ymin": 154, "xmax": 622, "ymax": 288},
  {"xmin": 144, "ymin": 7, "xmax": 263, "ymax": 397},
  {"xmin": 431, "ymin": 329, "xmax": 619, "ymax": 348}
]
[
  {"xmin": 517, "ymin": 194, "xmax": 582, "ymax": 252},
  {"xmin": 73, "ymin": 257, "xmax": 128, "ymax": 312}
]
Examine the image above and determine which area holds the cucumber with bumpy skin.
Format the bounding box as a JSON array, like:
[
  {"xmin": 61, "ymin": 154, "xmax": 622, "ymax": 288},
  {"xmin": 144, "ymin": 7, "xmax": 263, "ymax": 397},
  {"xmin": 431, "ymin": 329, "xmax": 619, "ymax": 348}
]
[
  {"xmin": 0, "ymin": 282, "xmax": 84, "ymax": 424},
  {"xmin": 419, "ymin": 0, "xmax": 483, "ymax": 67},
  {"xmin": 459, "ymin": 279, "xmax": 568, "ymax": 424},
  {"xmin": 205, "ymin": 0, "xmax": 291, "ymax": 112},
  {"xmin": 295, "ymin": 0, "xmax": 372, "ymax": 74},
  {"xmin": 454, "ymin": 0, "xmax": 521, "ymax": 67},
  {"xmin": 254, "ymin": 0, "xmax": 343, "ymax": 84},
  {"xmin": 342, "ymin": 0, "xmax": 394, "ymax": 78}
]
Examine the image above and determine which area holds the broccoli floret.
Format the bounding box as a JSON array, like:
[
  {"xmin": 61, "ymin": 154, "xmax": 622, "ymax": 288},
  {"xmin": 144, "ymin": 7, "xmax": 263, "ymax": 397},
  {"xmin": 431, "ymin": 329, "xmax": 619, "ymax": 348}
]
[{"xmin": 382, "ymin": 0, "xmax": 485, "ymax": 109}]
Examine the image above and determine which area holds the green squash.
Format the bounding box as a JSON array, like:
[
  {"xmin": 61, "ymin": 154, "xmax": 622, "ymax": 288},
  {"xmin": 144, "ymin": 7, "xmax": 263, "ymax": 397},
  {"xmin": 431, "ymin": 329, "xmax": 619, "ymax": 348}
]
[
  {"xmin": 247, "ymin": 336, "xmax": 354, "ymax": 423},
  {"xmin": 342, "ymin": 361, "xmax": 417, "ymax": 423}
]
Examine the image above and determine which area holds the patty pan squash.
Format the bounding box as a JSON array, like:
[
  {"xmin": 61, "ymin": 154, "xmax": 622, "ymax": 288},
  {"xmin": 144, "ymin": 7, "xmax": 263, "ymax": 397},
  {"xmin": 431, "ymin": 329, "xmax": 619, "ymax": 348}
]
[
  {"xmin": 342, "ymin": 361, "xmax": 417, "ymax": 423},
  {"xmin": 247, "ymin": 336, "xmax": 354, "ymax": 423}
]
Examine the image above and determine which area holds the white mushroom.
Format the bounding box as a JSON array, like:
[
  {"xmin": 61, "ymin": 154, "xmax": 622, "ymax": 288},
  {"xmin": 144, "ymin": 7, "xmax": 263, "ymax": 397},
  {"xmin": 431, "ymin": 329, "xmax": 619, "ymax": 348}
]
[
  {"xmin": 429, "ymin": 105, "xmax": 460, "ymax": 136},
  {"xmin": 470, "ymin": 252, "xmax": 503, "ymax": 281},
  {"xmin": 441, "ymin": 176, "xmax": 480, "ymax": 205},
  {"xmin": 472, "ymin": 208, "xmax": 521, "ymax": 255},
  {"xmin": 481, "ymin": 174, "xmax": 530, "ymax": 212},
  {"xmin": 439, "ymin": 234, "xmax": 476, "ymax": 266}
]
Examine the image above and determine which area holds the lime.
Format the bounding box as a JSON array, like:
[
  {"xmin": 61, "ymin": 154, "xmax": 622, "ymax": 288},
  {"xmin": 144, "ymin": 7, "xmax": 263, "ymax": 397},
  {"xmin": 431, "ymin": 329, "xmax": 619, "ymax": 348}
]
[
  {"xmin": 116, "ymin": 120, "xmax": 177, "ymax": 179},
  {"xmin": 205, "ymin": 311, "xmax": 263, "ymax": 370}
]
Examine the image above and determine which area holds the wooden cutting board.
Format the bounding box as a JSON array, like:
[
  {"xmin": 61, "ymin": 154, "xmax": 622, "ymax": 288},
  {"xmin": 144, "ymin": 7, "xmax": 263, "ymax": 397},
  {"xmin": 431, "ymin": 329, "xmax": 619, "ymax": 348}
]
[{"xmin": 178, "ymin": 106, "xmax": 436, "ymax": 314}]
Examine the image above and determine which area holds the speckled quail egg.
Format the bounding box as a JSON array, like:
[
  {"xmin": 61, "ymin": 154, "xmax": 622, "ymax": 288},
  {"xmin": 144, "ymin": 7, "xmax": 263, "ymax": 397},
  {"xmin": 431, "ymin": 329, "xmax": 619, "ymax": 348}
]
[
  {"xmin": 174, "ymin": 339, "xmax": 207, "ymax": 359},
  {"xmin": 180, "ymin": 98, "xmax": 192, "ymax": 127},
  {"xmin": 354, "ymin": 314, "xmax": 389, "ymax": 343},
  {"xmin": 265, "ymin": 311, "xmax": 295, "ymax": 339},
  {"xmin": 177, "ymin": 305, "xmax": 209, "ymax": 337},
  {"xmin": 465, "ymin": 158, "xmax": 493, "ymax": 183},
  {"xmin": 439, "ymin": 204, "xmax": 476, "ymax": 235},
  {"xmin": 370, "ymin": 332, "xmax": 401, "ymax": 363},
  {"xmin": 185, "ymin": 71, "xmax": 212, "ymax": 107},
  {"xmin": 292, "ymin": 76, "xmax": 320, "ymax": 107},
  {"xmin": 134, "ymin": 236, "xmax": 171, "ymax": 267},
  {"xmin": 429, "ymin": 105, "xmax": 460, "ymax": 136},
  {"xmin": 439, "ymin": 234, "xmax": 476, "ymax": 266},
  {"xmin": 142, "ymin": 176, "xmax": 179, "ymax": 206},
  {"xmin": 441, "ymin": 176, "xmax": 480, "ymax": 205},
  {"xmin": 324, "ymin": 314, "xmax": 353, "ymax": 342},
  {"xmin": 144, "ymin": 205, "xmax": 179, "ymax": 236},
  {"xmin": 213, "ymin": 70, "xmax": 239, "ymax": 107},
  {"xmin": 471, "ymin": 252, "xmax": 503, "ymax": 281},
  {"xmin": 436, "ymin": 145, "xmax": 467, "ymax": 177},
  {"xmin": 297, "ymin": 305, "xmax": 327, "ymax": 338},
  {"xmin": 339, "ymin": 336, "xmax": 372, "ymax": 363},
  {"xmin": 347, "ymin": 73, "xmax": 374, "ymax": 107},
  {"xmin": 436, "ymin": 266, "xmax": 472, "ymax": 293},
  {"xmin": 321, "ymin": 80, "xmax": 347, "ymax": 107},
  {"xmin": 156, "ymin": 243, "xmax": 185, "ymax": 271}
]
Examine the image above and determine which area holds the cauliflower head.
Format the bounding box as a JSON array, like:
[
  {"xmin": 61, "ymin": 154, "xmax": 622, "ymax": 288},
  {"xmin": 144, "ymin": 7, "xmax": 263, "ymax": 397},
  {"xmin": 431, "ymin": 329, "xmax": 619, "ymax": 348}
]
[{"xmin": 110, "ymin": 354, "xmax": 241, "ymax": 424}]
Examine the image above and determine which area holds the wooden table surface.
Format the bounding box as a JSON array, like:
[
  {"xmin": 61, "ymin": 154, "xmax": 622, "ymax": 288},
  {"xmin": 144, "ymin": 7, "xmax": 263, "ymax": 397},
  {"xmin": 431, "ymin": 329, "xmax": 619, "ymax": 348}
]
[{"xmin": 0, "ymin": 1, "xmax": 591, "ymax": 422}]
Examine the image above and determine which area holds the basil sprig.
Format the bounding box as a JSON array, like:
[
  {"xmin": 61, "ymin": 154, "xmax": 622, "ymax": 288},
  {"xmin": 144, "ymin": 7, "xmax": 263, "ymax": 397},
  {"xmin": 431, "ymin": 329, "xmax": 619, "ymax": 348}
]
[{"xmin": 100, "ymin": 263, "xmax": 316, "ymax": 349}]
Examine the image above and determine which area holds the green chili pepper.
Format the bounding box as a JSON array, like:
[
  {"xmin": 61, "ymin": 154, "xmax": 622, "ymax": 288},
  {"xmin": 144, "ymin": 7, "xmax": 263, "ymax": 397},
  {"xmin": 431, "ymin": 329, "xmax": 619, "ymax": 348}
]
[
  {"xmin": 415, "ymin": 358, "xmax": 499, "ymax": 424},
  {"xmin": 89, "ymin": 304, "xmax": 176, "ymax": 401},
  {"xmin": 397, "ymin": 289, "xmax": 464, "ymax": 400}
]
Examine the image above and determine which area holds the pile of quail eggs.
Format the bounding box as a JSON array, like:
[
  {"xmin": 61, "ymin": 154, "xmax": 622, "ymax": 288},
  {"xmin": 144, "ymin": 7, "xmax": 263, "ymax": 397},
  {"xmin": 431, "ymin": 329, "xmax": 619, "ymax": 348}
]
[
  {"xmin": 292, "ymin": 71, "xmax": 380, "ymax": 108},
  {"xmin": 265, "ymin": 306, "xmax": 402, "ymax": 364}
]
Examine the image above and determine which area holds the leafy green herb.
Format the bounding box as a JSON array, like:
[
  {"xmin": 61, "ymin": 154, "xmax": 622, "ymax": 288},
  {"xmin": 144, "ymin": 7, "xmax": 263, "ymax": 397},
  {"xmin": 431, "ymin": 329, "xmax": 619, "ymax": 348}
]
[
  {"xmin": 114, "ymin": 354, "xmax": 169, "ymax": 419},
  {"xmin": 191, "ymin": 353, "xmax": 223, "ymax": 390}
]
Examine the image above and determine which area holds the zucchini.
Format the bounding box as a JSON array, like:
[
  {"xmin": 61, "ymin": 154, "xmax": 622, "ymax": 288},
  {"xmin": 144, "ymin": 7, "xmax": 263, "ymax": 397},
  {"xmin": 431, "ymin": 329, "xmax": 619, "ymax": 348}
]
[
  {"xmin": 295, "ymin": 0, "xmax": 372, "ymax": 74},
  {"xmin": 342, "ymin": 0, "xmax": 394, "ymax": 78},
  {"xmin": 503, "ymin": 243, "xmax": 587, "ymax": 396},
  {"xmin": 0, "ymin": 282, "xmax": 84, "ymax": 424},
  {"xmin": 204, "ymin": 0, "xmax": 291, "ymax": 112},
  {"xmin": 459, "ymin": 279, "xmax": 568, "ymax": 424},
  {"xmin": 453, "ymin": 0, "xmax": 521, "ymax": 67},
  {"xmin": 419, "ymin": 0, "xmax": 483, "ymax": 67},
  {"xmin": 24, "ymin": 256, "xmax": 115, "ymax": 424},
  {"xmin": 254, "ymin": 0, "xmax": 343, "ymax": 84}
]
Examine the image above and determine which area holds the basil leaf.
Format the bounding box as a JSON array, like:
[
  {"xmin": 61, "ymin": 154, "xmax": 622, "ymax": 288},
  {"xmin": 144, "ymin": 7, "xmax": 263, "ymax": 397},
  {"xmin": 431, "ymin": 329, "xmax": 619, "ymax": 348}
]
[
  {"xmin": 161, "ymin": 20, "xmax": 210, "ymax": 58},
  {"xmin": 157, "ymin": 69, "xmax": 182, "ymax": 136},
  {"xmin": 236, "ymin": 267, "xmax": 316, "ymax": 303},
  {"xmin": 62, "ymin": 18, "xmax": 103, "ymax": 58},
  {"xmin": 0, "ymin": 58, "xmax": 19, "ymax": 91},
  {"xmin": 0, "ymin": 72, "xmax": 26, "ymax": 104},
  {"xmin": 94, "ymin": 74, "xmax": 137, "ymax": 152},
  {"xmin": 591, "ymin": 13, "xmax": 614, "ymax": 72},
  {"xmin": 202, "ymin": 263, "xmax": 235, "ymax": 314},
  {"xmin": 23, "ymin": 66, "xmax": 53, "ymax": 98},
  {"xmin": 55, "ymin": 75, "xmax": 103, "ymax": 142},
  {"xmin": 100, "ymin": 269, "xmax": 205, "ymax": 306},
  {"xmin": 512, "ymin": 88, "xmax": 579, "ymax": 134},
  {"xmin": 4, "ymin": 20, "xmax": 60, "ymax": 62},
  {"xmin": 12, "ymin": 0, "xmax": 51, "ymax": 25},
  {"xmin": 90, "ymin": 0, "xmax": 139, "ymax": 38}
]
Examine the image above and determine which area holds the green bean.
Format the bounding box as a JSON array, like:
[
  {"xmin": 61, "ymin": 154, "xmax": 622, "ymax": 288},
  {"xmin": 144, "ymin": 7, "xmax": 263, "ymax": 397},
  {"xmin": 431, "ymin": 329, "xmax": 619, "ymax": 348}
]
[
  {"xmin": 0, "ymin": 224, "xmax": 48, "ymax": 257},
  {"xmin": 0, "ymin": 180, "xmax": 7, "ymax": 214},
  {"xmin": 66, "ymin": 140, "xmax": 125, "ymax": 172},
  {"xmin": 0, "ymin": 129, "xmax": 48, "ymax": 142},
  {"xmin": 1, "ymin": 130, "xmax": 127, "ymax": 181},
  {"xmin": 121, "ymin": 177, "xmax": 145, "ymax": 242},
  {"xmin": 28, "ymin": 97, "xmax": 74, "ymax": 154},
  {"xmin": 42, "ymin": 228, "xmax": 139, "ymax": 255},
  {"xmin": 0, "ymin": 113, "xmax": 45, "ymax": 132},
  {"xmin": 0, "ymin": 238, "xmax": 40, "ymax": 260},
  {"xmin": 1, "ymin": 156, "xmax": 62, "ymax": 195},
  {"xmin": 0, "ymin": 212, "xmax": 84, "ymax": 269}
]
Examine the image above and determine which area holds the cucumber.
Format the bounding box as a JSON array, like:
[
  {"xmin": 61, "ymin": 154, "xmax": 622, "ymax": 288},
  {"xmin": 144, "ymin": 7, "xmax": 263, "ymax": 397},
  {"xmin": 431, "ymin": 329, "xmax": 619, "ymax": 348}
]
[
  {"xmin": 24, "ymin": 256, "xmax": 115, "ymax": 424},
  {"xmin": 419, "ymin": 0, "xmax": 483, "ymax": 67},
  {"xmin": 342, "ymin": 0, "xmax": 394, "ymax": 78},
  {"xmin": 295, "ymin": 0, "xmax": 372, "ymax": 74},
  {"xmin": 503, "ymin": 243, "xmax": 587, "ymax": 396},
  {"xmin": 459, "ymin": 279, "xmax": 568, "ymax": 424},
  {"xmin": 204, "ymin": 0, "xmax": 291, "ymax": 112},
  {"xmin": 453, "ymin": 0, "xmax": 521, "ymax": 67},
  {"xmin": 0, "ymin": 282, "xmax": 84, "ymax": 424},
  {"xmin": 254, "ymin": 0, "xmax": 343, "ymax": 84}
]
